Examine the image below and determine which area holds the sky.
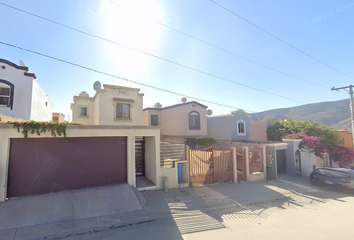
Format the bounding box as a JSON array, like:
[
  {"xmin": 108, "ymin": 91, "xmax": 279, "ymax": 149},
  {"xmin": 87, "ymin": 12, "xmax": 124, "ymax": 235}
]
[{"xmin": 1, "ymin": 0, "xmax": 354, "ymax": 121}]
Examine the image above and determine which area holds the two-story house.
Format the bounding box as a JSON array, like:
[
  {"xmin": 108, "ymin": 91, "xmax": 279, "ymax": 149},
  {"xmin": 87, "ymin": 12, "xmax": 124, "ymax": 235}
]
[
  {"xmin": 71, "ymin": 84, "xmax": 144, "ymax": 125},
  {"xmin": 0, "ymin": 58, "xmax": 53, "ymax": 121},
  {"xmin": 207, "ymin": 109, "xmax": 251, "ymax": 141},
  {"xmin": 143, "ymin": 101, "xmax": 208, "ymax": 145}
]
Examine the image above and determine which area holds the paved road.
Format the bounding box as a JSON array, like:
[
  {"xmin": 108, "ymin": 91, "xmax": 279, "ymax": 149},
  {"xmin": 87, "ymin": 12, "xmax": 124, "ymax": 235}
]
[{"xmin": 62, "ymin": 186, "xmax": 354, "ymax": 240}]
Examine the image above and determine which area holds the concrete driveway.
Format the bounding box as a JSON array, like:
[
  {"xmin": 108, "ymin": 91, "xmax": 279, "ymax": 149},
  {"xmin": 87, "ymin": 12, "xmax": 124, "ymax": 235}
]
[{"xmin": 0, "ymin": 183, "xmax": 142, "ymax": 230}]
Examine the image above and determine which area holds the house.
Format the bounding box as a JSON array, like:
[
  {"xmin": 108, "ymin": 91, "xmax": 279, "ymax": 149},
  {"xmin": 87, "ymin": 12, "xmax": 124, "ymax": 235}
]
[
  {"xmin": 334, "ymin": 130, "xmax": 353, "ymax": 149},
  {"xmin": 0, "ymin": 58, "xmax": 53, "ymax": 121},
  {"xmin": 207, "ymin": 109, "xmax": 250, "ymax": 141},
  {"xmin": 142, "ymin": 101, "xmax": 208, "ymax": 145},
  {"xmin": 52, "ymin": 113, "xmax": 65, "ymax": 122},
  {"xmin": 71, "ymin": 84, "xmax": 143, "ymax": 125}
]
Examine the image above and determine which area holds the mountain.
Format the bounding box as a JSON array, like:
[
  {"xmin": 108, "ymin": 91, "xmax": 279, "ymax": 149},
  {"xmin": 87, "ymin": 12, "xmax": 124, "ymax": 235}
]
[{"xmin": 249, "ymin": 99, "xmax": 351, "ymax": 130}]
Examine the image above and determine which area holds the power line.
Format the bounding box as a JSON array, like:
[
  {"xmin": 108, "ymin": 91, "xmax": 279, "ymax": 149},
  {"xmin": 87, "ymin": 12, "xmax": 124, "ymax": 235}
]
[
  {"xmin": 0, "ymin": 41, "xmax": 257, "ymax": 112},
  {"xmin": 0, "ymin": 1, "xmax": 306, "ymax": 104},
  {"xmin": 108, "ymin": 0, "xmax": 327, "ymax": 88},
  {"xmin": 210, "ymin": 0, "xmax": 354, "ymax": 79}
]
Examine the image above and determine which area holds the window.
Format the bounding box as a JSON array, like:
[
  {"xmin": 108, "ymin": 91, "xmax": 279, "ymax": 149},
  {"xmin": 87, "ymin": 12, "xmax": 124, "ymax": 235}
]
[
  {"xmin": 80, "ymin": 107, "xmax": 88, "ymax": 116},
  {"xmin": 0, "ymin": 87, "xmax": 10, "ymax": 106},
  {"xmin": 53, "ymin": 117, "xmax": 59, "ymax": 122},
  {"xmin": 237, "ymin": 120, "xmax": 246, "ymax": 135},
  {"xmin": 151, "ymin": 115, "xmax": 158, "ymax": 126},
  {"xmin": 0, "ymin": 80, "xmax": 14, "ymax": 110},
  {"xmin": 116, "ymin": 103, "xmax": 130, "ymax": 118},
  {"xmin": 189, "ymin": 111, "xmax": 200, "ymax": 130}
]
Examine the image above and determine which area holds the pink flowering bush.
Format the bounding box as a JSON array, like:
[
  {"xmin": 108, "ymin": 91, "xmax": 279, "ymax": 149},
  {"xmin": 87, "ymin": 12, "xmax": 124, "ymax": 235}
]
[{"xmin": 283, "ymin": 131, "xmax": 354, "ymax": 166}]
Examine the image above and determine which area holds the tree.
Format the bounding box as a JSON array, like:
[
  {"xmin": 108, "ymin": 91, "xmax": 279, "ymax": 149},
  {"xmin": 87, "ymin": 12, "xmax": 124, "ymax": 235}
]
[
  {"xmin": 269, "ymin": 120, "xmax": 354, "ymax": 166},
  {"xmin": 267, "ymin": 120, "xmax": 340, "ymax": 146}
]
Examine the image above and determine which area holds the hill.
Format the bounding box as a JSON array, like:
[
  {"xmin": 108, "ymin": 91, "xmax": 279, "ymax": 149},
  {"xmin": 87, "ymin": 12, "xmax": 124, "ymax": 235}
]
[{"xmin": 249, "ymin": 99, "xmax": 351, "ymax": 130}]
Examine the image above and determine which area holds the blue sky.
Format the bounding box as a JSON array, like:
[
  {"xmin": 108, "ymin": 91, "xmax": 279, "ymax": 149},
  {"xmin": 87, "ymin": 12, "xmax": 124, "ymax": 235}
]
[{"xmin": 1, "ymin": 0, "xmax": 354, "ymax": 121}]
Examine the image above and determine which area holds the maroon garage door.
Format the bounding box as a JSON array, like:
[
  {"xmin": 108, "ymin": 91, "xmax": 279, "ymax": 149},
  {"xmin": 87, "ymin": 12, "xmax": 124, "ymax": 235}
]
[{"xmin": 7, "ymin": 137, "xmax": 127, "ymax": 198}]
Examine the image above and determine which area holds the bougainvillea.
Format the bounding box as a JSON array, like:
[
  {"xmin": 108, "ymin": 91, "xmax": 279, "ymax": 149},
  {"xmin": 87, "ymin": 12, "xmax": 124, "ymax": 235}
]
[{"xmin": 283, "ymin": 131, "xmax": 354, "ymax": 166}]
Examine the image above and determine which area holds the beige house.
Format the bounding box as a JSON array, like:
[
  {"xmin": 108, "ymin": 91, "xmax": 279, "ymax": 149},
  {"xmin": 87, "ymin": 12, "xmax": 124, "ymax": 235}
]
[
  {"xmin": 71, "ymin": 84, "xmax": 144, "ymax": 125},
  {"xmin": 143, "ymin": 101, "xmax": 208, "ymax": 144},
  {"xmin": 52, "ymin": 113, "xmax": 65, "ymax": 122}
]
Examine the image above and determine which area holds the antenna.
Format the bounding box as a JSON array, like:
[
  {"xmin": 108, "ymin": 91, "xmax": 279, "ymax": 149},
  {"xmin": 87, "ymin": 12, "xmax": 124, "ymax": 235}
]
[
  {"xmin": 93, "ymin": 81, "xmax": 101, "ymax": 91},
  {"xmin": 206, "ymin": 109, "xmax": 213, "ymax": 116},
  {"xmin": 19, "ymin": 60, "xmax": 25, "ymax": 66}
]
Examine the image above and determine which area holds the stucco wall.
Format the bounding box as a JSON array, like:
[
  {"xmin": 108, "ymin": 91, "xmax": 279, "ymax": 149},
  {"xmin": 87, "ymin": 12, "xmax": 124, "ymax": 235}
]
[
  {"xmin": 144, "ymin": 103, "xmax": 207, "ymax": 137},
  {"xmin": 207, "ymin": 110, "xmax": 251, "ymax": 141},
  {"xmin": 0, "ymin": 61, "xmax": 52, "ymax": 121},
  {"xmin": 0, "ymin": 62, "xmax": 33, "ymax": 120},
  {"xmin": 72, "ymin": 85, "xmax": 144, "ymax": 126},
  {"xmin": 0, "ymin": 124, "xmax": 161, "ymax": 202},
  {"xmin": 335, "ymin": 131, "xmax": 353, "ymax": 149},
  {"xmin": 250, "ymin": 121, "xmax": 267, "ymax": 141},
  {"xmin": 207, "ymin": 116, "xmax": 232, "ymax": 140},
  {"xmin": 300, "ymin": 149, "xmax": 317, "ymax": 178},
  {"xmin": 73, "ymin": 97, "xmax": 94, "ymax": 125},
  {"xmin": 30, "ymin": 80, "xmax": 53, "ymax": 121}
]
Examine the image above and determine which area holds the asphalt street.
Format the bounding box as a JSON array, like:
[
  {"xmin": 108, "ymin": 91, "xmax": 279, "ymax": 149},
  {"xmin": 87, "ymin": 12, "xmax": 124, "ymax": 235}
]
[{"xmin": 61, "ymin": 186, "xmax": 354, "ymax": 240}]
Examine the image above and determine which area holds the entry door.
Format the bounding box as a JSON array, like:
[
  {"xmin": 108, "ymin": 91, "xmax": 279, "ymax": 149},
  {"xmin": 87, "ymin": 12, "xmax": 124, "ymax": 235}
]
[{"xmin": 276, "ymin": 150, "xmax": 286, "ymax": 174}]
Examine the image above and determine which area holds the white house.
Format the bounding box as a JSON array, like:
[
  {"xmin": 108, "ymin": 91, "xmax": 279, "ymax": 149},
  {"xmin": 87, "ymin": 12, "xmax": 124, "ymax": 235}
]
[
  {"xmin": 71, "ymin": 84, "xmax": 144, "ymax": 125},
  {"xmin": 0, "ymin": 59, "xmax": 53, "ymax": 121}
]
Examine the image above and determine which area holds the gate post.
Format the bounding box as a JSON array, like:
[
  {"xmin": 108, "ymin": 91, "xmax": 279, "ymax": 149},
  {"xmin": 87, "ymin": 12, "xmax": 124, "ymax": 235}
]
[
  {"xmin": 186, "ymin": 145, "xmax": 190, "ymax": 185},
  {"xmin": 244, "ymin": 146, "xmax": 249, "ymax": 182},
  {"xmin": 262, "ymin": 146, "xmax": 267, "ymax": 181},
  {"xmin": 231, "ymin": 147, "xmax": 237, "ymax": 183}
]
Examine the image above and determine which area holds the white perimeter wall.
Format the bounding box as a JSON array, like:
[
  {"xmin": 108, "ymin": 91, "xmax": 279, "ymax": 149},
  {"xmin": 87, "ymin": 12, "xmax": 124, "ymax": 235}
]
[
  {"xmin": 30, "ymin": 80, "xmax": 53, "ymax": 121},
  {"xmin": 0, "ymin": 125, "xmax": 161, "ymax": 202}
]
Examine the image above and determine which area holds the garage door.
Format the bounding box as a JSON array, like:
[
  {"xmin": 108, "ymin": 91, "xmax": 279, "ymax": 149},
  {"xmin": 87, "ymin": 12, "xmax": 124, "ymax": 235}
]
[{"xmin": 7, "ymin": 137, "xmax": 127, "ymax": 198}]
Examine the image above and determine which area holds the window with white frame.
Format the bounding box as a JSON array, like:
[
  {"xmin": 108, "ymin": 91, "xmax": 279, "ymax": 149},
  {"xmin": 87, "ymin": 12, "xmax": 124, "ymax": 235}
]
[
  {"xmin": 80, "ymin": 106, "xmax": 88, "ymax": 116},
  {"xmin": 0, "ymin": 86, "xmax": 10, "ymax": 106},
  {"xmin": 189, "ymin": 111, "xmax": 200, "ymax": 130},
  {"xmin": 237, "ymin": 120, "xmax": 246, "ymax": 135},
  {"xmin": 116, "ymin": 103, "xmax": 130, "ymax": 119}
]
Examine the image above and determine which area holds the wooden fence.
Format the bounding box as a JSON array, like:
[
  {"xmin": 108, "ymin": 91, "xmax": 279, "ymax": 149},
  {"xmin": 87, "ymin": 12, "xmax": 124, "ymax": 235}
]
[{"xmin": 160, "ymin": 141, "xmax": 186, "ymax": 167}]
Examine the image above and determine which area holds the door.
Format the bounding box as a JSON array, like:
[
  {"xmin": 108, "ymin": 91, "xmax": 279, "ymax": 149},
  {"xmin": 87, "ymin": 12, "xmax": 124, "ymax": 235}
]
[
  {"xmin": 276, "ymin": 150, "xmax": 286, "ymax": 174},
  {"xmin": 135, "ymin": 137, "xmax": 145, "ymax": 176},
  {"xmin": 7, "ymin": 137, "xmax": 127, "ymax": 198}
]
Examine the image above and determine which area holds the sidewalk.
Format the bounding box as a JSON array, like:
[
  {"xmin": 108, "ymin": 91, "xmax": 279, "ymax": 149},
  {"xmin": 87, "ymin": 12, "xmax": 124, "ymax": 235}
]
[{"xmin": 0, "ymin": 175, "xmax": 343, "ymax": 240}]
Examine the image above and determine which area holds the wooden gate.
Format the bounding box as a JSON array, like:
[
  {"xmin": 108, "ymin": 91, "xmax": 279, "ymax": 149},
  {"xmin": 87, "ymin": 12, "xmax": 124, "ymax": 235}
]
[{"xmin": 189, "ymin": 144, "xmax": 233, "ymax": 185}]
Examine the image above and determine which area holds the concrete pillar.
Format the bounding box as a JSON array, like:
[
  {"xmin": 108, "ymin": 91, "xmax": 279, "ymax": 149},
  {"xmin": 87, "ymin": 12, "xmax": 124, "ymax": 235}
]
[
  {"xmin": 262, "ymin": 146, "xmax": 267, "ymax": 181},
  {"xmin": 244, "ymin": 146, "xmax": 249, "ymax": 182},
  {"xmin": 231, "ymin": 147, "xmax": 237, "ymax": 183},
  {"xmin": 0, "ymin": 136, "xmax": 10, "ymax": 202},
  {"xmin": 185, "ymin": 145, "xmax": 190, "ymax": 184},
  {"xmin": 127, "ymin": 134, "xmax": 136, "ymax": 187}
]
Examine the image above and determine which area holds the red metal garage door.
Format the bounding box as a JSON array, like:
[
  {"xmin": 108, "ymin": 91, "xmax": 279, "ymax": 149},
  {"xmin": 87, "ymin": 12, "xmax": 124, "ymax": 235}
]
[{"xmin": 7, "ymin": 137, "xmax": 127, "ymax": 198}]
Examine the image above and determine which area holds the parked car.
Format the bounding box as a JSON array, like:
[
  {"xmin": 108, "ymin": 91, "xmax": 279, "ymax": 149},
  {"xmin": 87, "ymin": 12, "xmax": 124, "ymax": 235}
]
[{"xmin": 309, "ymin": 167, "xmax": 354, "ymax": 190}]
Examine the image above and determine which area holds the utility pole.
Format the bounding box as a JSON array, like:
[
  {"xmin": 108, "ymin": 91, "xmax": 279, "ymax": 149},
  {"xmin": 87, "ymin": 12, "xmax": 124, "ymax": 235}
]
[{"xmin": 331, "ymin": 85, "xmax": 354, "ymax": 149}]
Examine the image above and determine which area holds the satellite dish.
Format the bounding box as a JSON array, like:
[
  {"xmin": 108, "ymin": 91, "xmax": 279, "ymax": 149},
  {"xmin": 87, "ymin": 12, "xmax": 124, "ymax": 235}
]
[
  {"xmin": 206, "ymin": 109, "xmax": 213, "ymax": 116},
  {"xmin": 19, "ymin": 60, "xmax": 25, "ymax": 67},
  {"xmin": 181, "ymin": 97, "xmax": 187, "ymax": 103},
  {"xmin": 93, "ymin": 81, "xmax": 101, "ymax": 91}
]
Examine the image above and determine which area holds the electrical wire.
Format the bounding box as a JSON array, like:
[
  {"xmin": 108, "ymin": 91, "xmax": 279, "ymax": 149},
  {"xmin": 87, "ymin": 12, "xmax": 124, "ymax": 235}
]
[
  {"xmin": 0, "ymin": 41, "xmax": 257, "ymax": 112},
  {"xmin": 210, "ymin": 0, "xmax": 354, "ymax": 79},
  {"xmin": 108, "ymin": 0, "xmax": 328, "ymax": 88},
  {"xmin": 0, "ymin": 1, "xmax": 307, "ymax": 104}
]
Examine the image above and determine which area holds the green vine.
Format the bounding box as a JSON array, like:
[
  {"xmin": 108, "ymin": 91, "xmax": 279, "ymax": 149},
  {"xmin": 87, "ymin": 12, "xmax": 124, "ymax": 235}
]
[{"xmin": 1, "ymin": 121, "xmax": 84, "ymax": 142}]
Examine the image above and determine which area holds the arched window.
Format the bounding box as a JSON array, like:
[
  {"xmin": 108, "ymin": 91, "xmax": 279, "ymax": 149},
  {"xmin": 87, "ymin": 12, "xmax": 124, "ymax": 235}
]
[
  {"xmin": 189, "ymin": 111, "xmax": 200, "ymax": 130},
  {"xmin": 0, "ymin": 80, "xmax": 14, "ymax": 110},
  {"xmin": 237, "ymin": 119, "xmax": 246, "ymax": 136}
]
